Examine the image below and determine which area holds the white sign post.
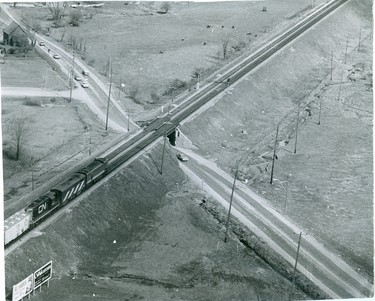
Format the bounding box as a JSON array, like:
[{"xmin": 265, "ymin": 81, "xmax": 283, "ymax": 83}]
[{"xmin": 12, "ymin": 274, "xmax": 33, "ymax": 301}]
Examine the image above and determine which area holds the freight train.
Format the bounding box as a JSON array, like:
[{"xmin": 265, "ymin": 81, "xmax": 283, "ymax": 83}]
[{"xmin": 4, "ymin": 158, "xmax": 108, "ymax": 246}]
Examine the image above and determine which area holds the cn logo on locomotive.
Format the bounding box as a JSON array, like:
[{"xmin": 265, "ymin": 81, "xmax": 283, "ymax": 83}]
[{"xmin": 38, "ymin": 203, "xmax": 47, "ymax": 214}]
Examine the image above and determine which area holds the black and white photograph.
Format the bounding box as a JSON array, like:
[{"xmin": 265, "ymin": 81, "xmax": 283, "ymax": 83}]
[{"xmin": 0, "ymin": 0, "xmax": 373, "ymax": 300}]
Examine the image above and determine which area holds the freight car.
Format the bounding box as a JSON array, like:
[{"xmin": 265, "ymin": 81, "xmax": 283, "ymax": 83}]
[{"xmin": 4, "ymin": 157, "xmax": 109, "ymax": 246}]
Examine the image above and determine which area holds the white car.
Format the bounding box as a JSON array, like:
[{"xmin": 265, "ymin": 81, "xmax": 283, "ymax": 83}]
[
  {"xmin": 176, "ymin": 153, "xmax": 189, "ymax": 162},
  {"xmin": 81, "ymin": 82, "xmax": 89, "ymax": 88},
  {"xmin": 74, "ymin": 75, "xmax": 82, "ymax": 81},
  {"xmin": 39, "ymin": 41, "xmax": 45, "ymax": 46},
  {"xmin": 82, "ymin": 70, "xmax": 90, "ymax": 76},
  {"xmin": 53, "ymin": 54, "xmax": 61, "ymax": 59}
]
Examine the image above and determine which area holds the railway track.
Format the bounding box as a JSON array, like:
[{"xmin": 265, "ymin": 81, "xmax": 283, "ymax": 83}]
[
  {"xmin": 7, "ymin": 0, "xmax": 370, "ymax": 298},
  {"xmin": 100, "ymin": 0, "xmax": 349, "ymax": 175}
]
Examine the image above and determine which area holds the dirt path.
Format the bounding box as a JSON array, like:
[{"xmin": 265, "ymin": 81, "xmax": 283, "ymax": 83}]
[{"xmin": 175, "ymin": 146, "xmax": 373, "ymax": 298}]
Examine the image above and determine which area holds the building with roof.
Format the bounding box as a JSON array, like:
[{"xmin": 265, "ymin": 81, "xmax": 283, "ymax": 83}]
[{"xmin": 3, "ymin": 21, "xmax": 28, "ymax": 47}]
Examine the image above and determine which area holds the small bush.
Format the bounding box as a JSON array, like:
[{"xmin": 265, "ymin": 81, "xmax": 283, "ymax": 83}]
[
  {"xmin": 8, "ymin": 48, "xmax": 16, "ymax": 54},
  {"xmin": 88, "ymin": 58, "xmax": 95, "ymax": 67},
  {"xmin": 23, "ymin": 98, "xmax": 41, "ymax": 106},
  {"xmin": 150, "ymin": 91, "xmax": 160, "ymax": 102},
  {"xmin": 50, "ymin": 97, "xmax": 56, "ymax": 103}
]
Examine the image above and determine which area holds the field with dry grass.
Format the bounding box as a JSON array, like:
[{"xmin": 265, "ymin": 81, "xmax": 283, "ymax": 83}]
[{"xmin": 2, "ymin": 1, "xmax": 373, "ymax": 300}]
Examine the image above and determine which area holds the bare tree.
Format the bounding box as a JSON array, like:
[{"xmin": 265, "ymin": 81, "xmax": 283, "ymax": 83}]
[
  {"xmin": 9, "ymin": 115, "xmax": 30, "ymax": 161},
  {"xmin": 69, "ymin": 9, "xmax": 82, "ymax": 26},
  {"xmin": 47, "ymin": 2, "xmax": 66, "ymax": 26},
  {"xmin": 60, "ymin": 27, "xmax": 66, "ymax": 42}
]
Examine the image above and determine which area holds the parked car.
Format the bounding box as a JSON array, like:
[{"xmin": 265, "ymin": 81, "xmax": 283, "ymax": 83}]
[
  {"xmin": 81, "ymin": 82, "xmax": 89, "ymax": 88},
  {"xmin": 39, "ymin": 41, "xmax": 45, "ymax": 46},
  {"xmin": 176, "ymin": 153, "xmax": 189, "ymax": 162},
  {"xmin": 53, "ymin": 54, "xmax": 61, "ymax": 59},
  {"xmin": 74, "ymin": 75, "xmax": 82, "ymax": 81},
  {"xmin": 82, "ymin": 70, "xmax": 90, "ymax": 76}
]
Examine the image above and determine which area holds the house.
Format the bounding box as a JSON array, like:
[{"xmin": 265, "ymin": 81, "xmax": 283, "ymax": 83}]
[{"xmin": 3, "ymin": 21, "xmax": 28, "ymax": 46}]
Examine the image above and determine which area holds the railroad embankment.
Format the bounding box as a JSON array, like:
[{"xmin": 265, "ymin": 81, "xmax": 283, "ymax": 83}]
[
  {"xmin": 5, "ymin": 145, "xmax": 310, "ymax": 300},
  {"xmin": 181, "ymin": 0, "xmax": 373, "ymax": 281}
]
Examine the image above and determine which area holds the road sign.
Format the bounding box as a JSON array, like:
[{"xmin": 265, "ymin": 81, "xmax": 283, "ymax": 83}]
[
  {"xmin": 34, "ymin": 261, "xmax": 52, "ymax": 290},
  {"xmin": 12, "ymin": 274, "xmax": 33, "ymax": 301}
]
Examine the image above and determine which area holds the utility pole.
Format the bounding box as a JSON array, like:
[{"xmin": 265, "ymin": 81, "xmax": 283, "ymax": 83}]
[
  {"xmin": 317, "ymin": 96, "xmax": 322, "ymax": 125},
  {"xmin": 330, "ymin": 50, "xmax": 333, "ymax": 81},
  {"xmin": 288, "ymin": 232, "xmax": 304, "ymax": 301},
  {"xmin": 69, "ymin": 53, "xmax": 75, "ymax": 103},
  {"xmin": 160, "ymin": 122, "xmax": 172, "ymax": 175},
  {"xmin": 270, "ymin": 124, "xmax": 279, "ymax": 185},
  {"xmin": 105, "ymin": 58, "xmax": 113, "ymax": 130},
  {"xmin": 224, "ymin": 167, "xmax": 238, "ymax": 242},
  {"xmin": 294, "ymin": 103, "xmax": 300, "ymax": 154}
]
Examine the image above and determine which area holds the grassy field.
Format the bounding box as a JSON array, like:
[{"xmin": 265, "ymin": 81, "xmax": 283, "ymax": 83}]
[
  {"xmin": 10, "ymin": 0, "xmax": 322, "ymax": 116},
  {"xmin": 1, "ymin": 96, "xmax": 119, "ymax": 205},
  {"xmin": 1, "ymin": 54, "xmax": 67, "ymax": 89},
  {"xmin": 181, "ymin": 0, "xmax": 373, "ymax": 281}
]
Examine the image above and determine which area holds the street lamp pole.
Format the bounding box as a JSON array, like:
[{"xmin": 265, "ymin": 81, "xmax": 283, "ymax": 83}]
[
  {"xmin": 330, "ymin": 50, "xmax": 333, "ymax": 81},
  {"xmin": 224, "ymin": 167, "xmax": 238, "ymax": 242},
  {"xmin": 288, "ymin": 232, "xmax": 304, "ymax": 301},
  {"xmin": 105, "ymin": 58, "xmax": 113, "ymax": 130}
]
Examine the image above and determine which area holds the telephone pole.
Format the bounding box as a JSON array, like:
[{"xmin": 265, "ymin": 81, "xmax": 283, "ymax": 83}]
[
  {"xmin": 288, "ymin": 232, "xmax": 304, "ymax": 301},
  {"xmin": 270, "ymin": 124, "xmax": 279, "ymax": 185},
  {"xmin": 224, "ymin": 167, "xmax": 238, "ymax": 242},
  {"xmin": 105, "ymin": 58, "xmax": 113, "ymax": 130}
]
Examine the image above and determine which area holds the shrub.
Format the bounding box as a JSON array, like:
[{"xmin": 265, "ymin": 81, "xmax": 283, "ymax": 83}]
[{"xmin": 23, "ymin": 98, "xmax": 41, "ymax": 106}]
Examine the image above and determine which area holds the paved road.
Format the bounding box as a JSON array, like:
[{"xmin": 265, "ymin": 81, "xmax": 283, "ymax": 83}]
[
  {"xmin": 175, "ymin": 147, "xmax": 373, "ymax": 299},
  {"xmin": 0, "ymin": 3, "xmax": 136, "ymax": 133}
]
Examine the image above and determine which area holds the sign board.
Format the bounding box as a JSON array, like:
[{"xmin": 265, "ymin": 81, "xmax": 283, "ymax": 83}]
[
  {"xmin": 12, "ymin": 274, "xmax": 33, "ymax": 301},
  {"xmin": 34, "ymin": 261, "xmax": 53, "ymax": 290}
]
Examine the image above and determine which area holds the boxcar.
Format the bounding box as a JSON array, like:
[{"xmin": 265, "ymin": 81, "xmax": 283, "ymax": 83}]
[
  {"xmin": 4, "ymin": 210, "xmax": 32, "ymax": 245},
  {"xmin": 51, "ymin": 173, "xmax": 86, "ymax": 206},
  {"xmin": 77, "ymin": 158, "xmax": 107, "ymax": 187},
  {"xmin": 27, "ymin": 191, "xmax": 60, "ymax": 222}
]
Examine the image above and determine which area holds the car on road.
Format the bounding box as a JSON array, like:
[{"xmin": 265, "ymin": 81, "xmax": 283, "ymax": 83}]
[
  {"xmin": 81, "ymin": 82, "xmax": 89, "ymax": 88},
  {"xmin": 39, "ymin": 41, "xmax": 45, "ymax": 46},
  {"xmin": 82, "ymin": 70, "xmax": 90, "ymax": 76},
  {"xmin": 53, "ymin": 54, "xmax": 61, "ymax": 59},
  {"xmin": 176, "ymin": 153, "xmax": 189, "ymax": 162},
  {"xmin": 74, "ymin": 75, "xmax": 82, "ymax": 81}
]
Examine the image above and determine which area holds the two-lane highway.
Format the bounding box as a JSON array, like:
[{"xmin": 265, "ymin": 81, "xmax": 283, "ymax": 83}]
[{"xmin": 177, "ymin": 148, "xmax": 373, "ymax": 299}]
